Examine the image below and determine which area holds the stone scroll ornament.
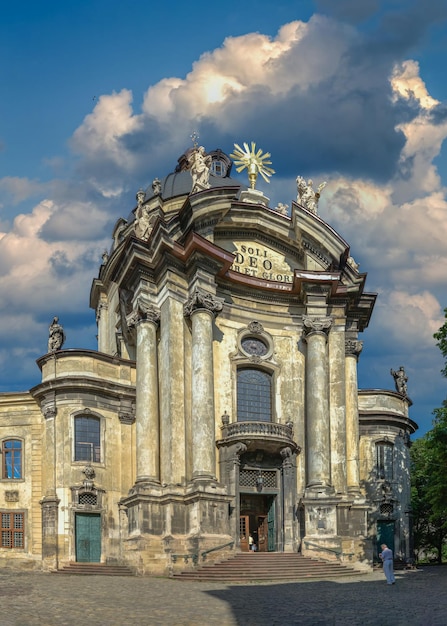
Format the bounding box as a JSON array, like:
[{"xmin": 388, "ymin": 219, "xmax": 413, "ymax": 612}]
[{"xmin": 184, "ymin": 289, "xmax": 223, "ymax": 318}]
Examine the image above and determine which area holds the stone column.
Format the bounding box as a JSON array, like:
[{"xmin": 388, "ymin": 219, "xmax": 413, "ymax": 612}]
[
  {"xmin": 303, "ymin": 317, "xmax": 333, "ymax": 492},
  {"xmin": 184, "ymin": 289, "xmax": 223, "ymax": 481},
  {"xmin": 159, "ymin": 296, "xmax": 186, "ymax": 485},
  {"xmin": 345, "ymin": 339, "xmax": 363, "ymax": 494},
  {"xmin": 128, "ymin": 304, "xmax": 161, "ymax": 484},
  {"xmin": 96, "ymin": 301, "xmax": 109, "ymax": 353}
]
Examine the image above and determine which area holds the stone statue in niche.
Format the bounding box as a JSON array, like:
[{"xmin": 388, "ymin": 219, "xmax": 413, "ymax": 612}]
[
  {"xmin": 296, "ymin": 176, "xmax": 327, "ymax": 214},
  {"xmin": 188, "ymin": 146, "xmax": 212, "ymax": 193},
  {"xmin": 48, "ymin": 317, "xmax": 65, "ymax": 352},
  {"xmin": 391, "ymin": 366, "xmax": 408, "ymax": 396}
]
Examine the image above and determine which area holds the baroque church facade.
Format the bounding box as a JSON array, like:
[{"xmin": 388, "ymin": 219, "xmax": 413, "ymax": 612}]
[{"xmin": 0, "ymin": 144, "xmax": 417, "ymax": 574}]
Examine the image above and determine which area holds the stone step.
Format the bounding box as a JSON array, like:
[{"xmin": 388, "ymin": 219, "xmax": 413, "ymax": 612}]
[
  {"xmin": 53, "ymin": 563, "xmax": 135, "ymax": 576},
  {"xmin": 172, "ymin": 554, "xmax": 361, "ymax": 582}
]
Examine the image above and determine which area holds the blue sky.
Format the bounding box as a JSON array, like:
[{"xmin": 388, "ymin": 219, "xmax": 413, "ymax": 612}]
[{"xmin": 1, "ymin": 0, "xmax": 447, "ymax": 436}]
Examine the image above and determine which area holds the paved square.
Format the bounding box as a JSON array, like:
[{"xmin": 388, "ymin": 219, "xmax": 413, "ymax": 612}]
[{"xmin": 0, "ymin": 566, "xmax": 445, "ymax": 625}]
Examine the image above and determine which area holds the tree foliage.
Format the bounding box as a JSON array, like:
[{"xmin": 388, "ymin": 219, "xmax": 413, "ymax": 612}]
[{"xmin": 410, "ymin": 309, "xmax": 447, "ymax": 562}]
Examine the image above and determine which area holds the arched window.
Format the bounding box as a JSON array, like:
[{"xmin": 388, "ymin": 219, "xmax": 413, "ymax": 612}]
[
  {"xmin": 74, "ymin": 417, "xmax": 101, "ymax": 462},
  {"xmin": 376, "ymin": 442, "xmax": 394, "ymax": 481},
  {"xmin": 2, "ymin": 439, "xmax": 22, "ymax": 479},
  {"xmin": 237, "ymin": 368, "xmax": 272, "ymax": 422}
]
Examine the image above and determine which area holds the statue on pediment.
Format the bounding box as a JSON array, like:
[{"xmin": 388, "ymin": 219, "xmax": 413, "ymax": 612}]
[{"xmin": 296, "ymin": 176, "xmax": 326, "ymax": 214}]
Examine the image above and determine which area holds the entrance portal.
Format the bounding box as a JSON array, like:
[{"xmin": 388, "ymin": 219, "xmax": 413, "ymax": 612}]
[
  {"xmin": 377, "ymin": 520, "xmax": 395, "ymax": 559},
  {"xmin": 240, "ymin": 494, "xmax": 276, "ymax": 552},
  {"xmin": 75, "ymin": 513, "xmax": 101, "ymax": 562}
]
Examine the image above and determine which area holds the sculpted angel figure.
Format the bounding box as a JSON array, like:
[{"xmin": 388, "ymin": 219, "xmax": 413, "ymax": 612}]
[{"xmin": 188, "ymin": 146, "xmax": 212, "ymax": 193}]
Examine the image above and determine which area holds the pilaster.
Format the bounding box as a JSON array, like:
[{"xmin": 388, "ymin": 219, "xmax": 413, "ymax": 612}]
[{"xmin": 345, "ymin": 339, "xmax": 363, "ymax": 495}]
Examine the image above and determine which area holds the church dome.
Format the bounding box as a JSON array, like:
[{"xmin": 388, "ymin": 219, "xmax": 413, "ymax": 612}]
[{"xmin": 143, "ymin": 148, "xmax": 245, "ymax": 202}]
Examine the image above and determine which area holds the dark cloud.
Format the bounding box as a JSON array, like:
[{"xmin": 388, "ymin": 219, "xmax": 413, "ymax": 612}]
[
  {"xmin": 429, "ymin": 103, "xmax": 447, "ymax": 125},
  {"xmin": 314, "ymin": 0, "xmax": 381, "ymax": 23}
]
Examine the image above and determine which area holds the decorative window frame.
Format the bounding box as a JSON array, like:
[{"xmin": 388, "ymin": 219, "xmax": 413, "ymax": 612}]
[
  {"xmin": 236, "ymin": 322, "xmax": 274, "ymax": 362},
  {"xmin": 71, "ymin": 409, "xmax": 105, "ymax": 467},
  {"xmin": 1, "ymin": 437, "xmax": 24, "ymax": 481}
]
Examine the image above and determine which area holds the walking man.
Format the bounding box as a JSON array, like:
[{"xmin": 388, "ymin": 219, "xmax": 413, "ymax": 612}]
[{"xmin": 379, "ymin": 543, "xmax": 396, "ymax": 585}]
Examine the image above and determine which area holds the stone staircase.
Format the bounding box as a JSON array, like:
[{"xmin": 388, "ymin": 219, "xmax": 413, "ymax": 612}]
[
  {"xmin": 53, "ymin": 562, "xmax": 135, "ymax": 576},
  {"xmin": 172, "ymin": 553, "xmax": 362, "ymax": 582}
]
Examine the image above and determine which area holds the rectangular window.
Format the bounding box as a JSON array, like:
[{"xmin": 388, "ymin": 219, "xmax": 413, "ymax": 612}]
[
  {"xmin": 2, "ymin": 440, "xmax": 22, "ymax": 479},
  {"xmin": 74, "ymin": 417, "xmax": 101, "ymax": 462},
  {"xmin": 376, "ymin": 442, "xmax": 394, "ymax": 481},
  {"xmin": 1, "ymin": 512, "xmax": 24, "ymax": 549}
]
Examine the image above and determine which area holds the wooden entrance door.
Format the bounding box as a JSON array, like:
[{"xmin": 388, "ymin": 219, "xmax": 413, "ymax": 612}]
[
  {"xmin": 257, "ymin": 515, "xmax": 268, "ymax": 552},
  {"xmin": 75, "ymin": 513, "xmax": 101, "ymax": 562},
  {"xmin": 267, "ymin": 498, "xmax": 275, "ymax": 552},
  {"xmin": 239, "ymin": 515, "xmax": 250, "ymax": 552}
]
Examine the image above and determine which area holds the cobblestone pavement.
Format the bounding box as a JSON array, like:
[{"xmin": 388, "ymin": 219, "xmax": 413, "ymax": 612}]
[{"xmin": 0, "ymin": 566, "xmax": 446, "ymax": 626}]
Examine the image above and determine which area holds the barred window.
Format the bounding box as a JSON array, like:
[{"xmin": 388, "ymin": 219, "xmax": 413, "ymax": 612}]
[
  {"xmin": 1, "ymin": 512, "xmax": 24, "ymax": 549},
  {"xmin": 376, "ymin": 442, "xmax": 394, "ymax": 481},
  {"xmin": 79, "ymin": 493, "xmax": 97, "ymax": 506},
  {"xmin": 2, "ymin": 439, "xmax": 22, "ymax": 479},
  {"xmin": 237, "ymin": 368, "xmax": 272, "ymax": 422},
  {"xmin": 74, "ymin": 417, "xmax": 101, "ymax": 463}
]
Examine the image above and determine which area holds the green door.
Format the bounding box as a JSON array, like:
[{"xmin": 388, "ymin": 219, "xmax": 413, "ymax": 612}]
[
  {"xmin": 267, "ymin": 498, "xmax": 275, "ymax": 552},
  {"xmin": 377, "ymin": 521, "xmax": 394, "ymax": 558},
  {"xmin": 76, "ymin": 513, "xmax": 101, "ymax": 562}
]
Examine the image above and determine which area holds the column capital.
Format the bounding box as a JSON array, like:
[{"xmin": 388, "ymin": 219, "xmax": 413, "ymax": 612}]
[
  {"xmin": 42, "ymin": 406, "xmax": 57, "ymax": 420},
  {"xmin": 184, "ymin": 288, "xmax": 223, "ymax": 318},
  {"xmin": 127, "ymin": 302, "xmax": 160, "ymax": 330},
  {"xmin": 345, "ymin": 339, "xmax": 363, "ymax": 359},
  {"xmin": 302, "ymin": 316, "xmax": 333, "ymax": 340}
]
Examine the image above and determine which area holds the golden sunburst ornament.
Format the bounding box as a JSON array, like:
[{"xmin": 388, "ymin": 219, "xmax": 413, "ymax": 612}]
[{"xmin": 230, "ymin": 142, "xmax": 275, "ymax": 190}]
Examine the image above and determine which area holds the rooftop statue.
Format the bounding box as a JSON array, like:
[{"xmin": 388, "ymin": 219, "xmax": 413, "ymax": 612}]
[
  {"xmin": 296, "ymin": 176, "xmax": 327, "ymax": 214},
  {"xmin": 48, "ymin": 317, "xmax": 65, "ymax": 352},
  {"xmin": 391, "ymin": 366, "xmax": 408, "ymax": 396},
  {"xmin": 134, "ymin": 189, "xmax": 153, "ymax": 241},
  {"xmin": 152, "ymin": 178, "xmax": 161, "ymax": 196},
  {"xmin": 187, "ymin": 146, "xmax": 212, "ymax": 193},
  {"xmin": 230, "ymin": 142, "xmax": 275, "ymax": 190},
  {"xmin": 274, "ymin": 202, "xmax": 289, "ymax": 215}
]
